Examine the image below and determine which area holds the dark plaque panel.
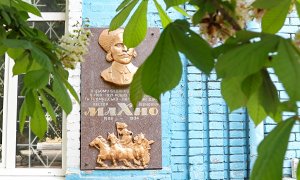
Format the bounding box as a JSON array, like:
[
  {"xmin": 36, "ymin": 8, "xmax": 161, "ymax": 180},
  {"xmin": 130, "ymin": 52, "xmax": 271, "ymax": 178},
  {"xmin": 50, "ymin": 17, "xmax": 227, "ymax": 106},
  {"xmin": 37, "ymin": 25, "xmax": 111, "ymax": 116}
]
[{"xmin": 81, "ymin": 28, "xmax": 161, "ymax": 170}]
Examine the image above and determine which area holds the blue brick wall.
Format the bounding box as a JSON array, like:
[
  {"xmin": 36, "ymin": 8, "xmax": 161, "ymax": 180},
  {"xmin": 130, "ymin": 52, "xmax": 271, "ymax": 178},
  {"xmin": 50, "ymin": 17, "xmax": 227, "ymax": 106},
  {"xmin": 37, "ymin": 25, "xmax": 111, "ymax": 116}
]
[
  {"xmin": 67, "ymin": 0, "xmax": 191, "ymax": 179},
  {"xmin": 67, "ymin": 1, "xmax": 300, "ymax": 179},
  {"xmin": 248, "ymin": 12, "xmax": 300, "ymax": 178}
]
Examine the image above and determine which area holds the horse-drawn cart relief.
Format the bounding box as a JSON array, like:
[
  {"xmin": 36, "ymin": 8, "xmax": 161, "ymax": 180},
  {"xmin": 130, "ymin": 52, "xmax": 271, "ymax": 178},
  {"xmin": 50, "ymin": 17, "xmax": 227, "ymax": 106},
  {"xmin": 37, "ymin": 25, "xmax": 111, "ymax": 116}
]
[{"xmin": 89, "ymin": 122, "xmax": 154, "ymax": 169}]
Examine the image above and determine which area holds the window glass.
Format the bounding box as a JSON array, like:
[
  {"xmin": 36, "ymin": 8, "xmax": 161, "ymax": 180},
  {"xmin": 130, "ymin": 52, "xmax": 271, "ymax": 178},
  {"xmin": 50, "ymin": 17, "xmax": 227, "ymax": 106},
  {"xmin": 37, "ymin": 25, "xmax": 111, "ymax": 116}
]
[
  {"xmin": 31, "ymin": 0, "xmax": 66, "ymax": 12},
  {"xmin": 15, "ymin": 21, "xmax": 64, "ymax": 168},
  {"xmin": 29, "ymin": 21, "xmax": 65, "ymax": 41}
]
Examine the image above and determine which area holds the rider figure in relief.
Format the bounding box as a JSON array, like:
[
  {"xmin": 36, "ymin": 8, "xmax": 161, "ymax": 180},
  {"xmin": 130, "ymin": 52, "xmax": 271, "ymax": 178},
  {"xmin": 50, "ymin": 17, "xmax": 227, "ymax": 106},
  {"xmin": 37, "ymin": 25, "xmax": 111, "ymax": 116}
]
[{"xmin": 98, "ymin": 29, "xmax": 138, "ymax": 86}]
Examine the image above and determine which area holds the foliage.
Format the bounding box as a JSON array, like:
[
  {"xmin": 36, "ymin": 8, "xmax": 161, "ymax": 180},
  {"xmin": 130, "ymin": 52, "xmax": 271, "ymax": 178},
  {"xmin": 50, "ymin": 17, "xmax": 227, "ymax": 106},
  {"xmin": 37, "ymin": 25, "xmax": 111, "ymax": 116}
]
[
  {"xmin": 111, "ymin": 0, "xmax": 300, "ymax": 179},
  {"xmin": 0, "ymin": 0, "xmax": 84, "ymax": 139}
]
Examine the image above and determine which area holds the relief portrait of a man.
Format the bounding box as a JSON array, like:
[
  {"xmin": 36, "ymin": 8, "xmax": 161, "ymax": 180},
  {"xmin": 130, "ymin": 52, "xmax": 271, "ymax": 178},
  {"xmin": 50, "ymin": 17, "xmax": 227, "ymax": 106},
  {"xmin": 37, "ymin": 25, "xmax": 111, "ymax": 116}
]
[{"xmin": 98, "ymin": 29, "xmax": 138, "ymax": 86}]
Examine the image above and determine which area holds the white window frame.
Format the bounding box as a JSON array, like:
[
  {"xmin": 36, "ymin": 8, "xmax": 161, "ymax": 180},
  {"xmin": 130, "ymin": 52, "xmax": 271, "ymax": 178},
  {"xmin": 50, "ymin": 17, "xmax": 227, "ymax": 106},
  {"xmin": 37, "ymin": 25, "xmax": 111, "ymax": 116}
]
[{"xmin": 0, "ymin": 10, "xmax": 67, "ymax": 179}]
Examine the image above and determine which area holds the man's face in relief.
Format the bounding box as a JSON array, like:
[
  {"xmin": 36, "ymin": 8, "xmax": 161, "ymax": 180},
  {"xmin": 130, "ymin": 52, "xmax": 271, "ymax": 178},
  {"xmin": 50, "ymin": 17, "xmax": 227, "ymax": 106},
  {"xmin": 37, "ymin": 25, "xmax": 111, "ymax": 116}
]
[{"xmin": 110, "ymin": 33, "xmax": 136, "ymax": 64}]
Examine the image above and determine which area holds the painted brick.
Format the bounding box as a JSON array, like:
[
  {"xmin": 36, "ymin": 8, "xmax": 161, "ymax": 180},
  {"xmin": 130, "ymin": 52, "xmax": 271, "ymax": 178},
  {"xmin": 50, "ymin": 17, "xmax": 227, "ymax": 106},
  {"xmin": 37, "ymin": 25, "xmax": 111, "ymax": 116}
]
[
  {"xmin": 210, "ymin": 139, "xmax": 224, "ymax": 147},
  {"xmin": 187, "ymin": 98, "xmax": 202, "ymax": 107},
  {"xmin": 188, "ymin": 113, "xmax": 203, "ymax": 122},
  {"xmin": 210, "ymin": 155, "xmax": 224, "ymax": 163},
  {"xmin": 172, "ymin": 131, "xmax": 188, "ymax": 140},
  {"xmin": 230, "ymin": 147, "xmax": 245, "ymax": 154},
  {"xmin": 172, "ymin": 140, "xmax": 188, "ymax": 148},
  {"xmin": 171, "ymin": 122, "xmax": 187, "ymax": 131},
  {"xmin": 229, "ymin": 130, "xmax": 244, "ymax": 138},
  {"xmin": 188, "ymin": 82, "xmax": 202, "ymax": 90},
  {"xmin": 209, "ymin": 130, "xmax": 224, "ymax": 138},
  {"xmin": 230, "ymin": 162, "xmax": 247, "ymax": 170},
  {"xmin": 296, "ymin": 133, "xmax": 300, "ymax": 141},
  {"xmin": 189, "ymin": 139, "xmax": 203, "ymax": 147},
  {"xmin": 230, "ymin": 122, "xmax": 245, "ymax": 130},
  {"xmin": 280, "ymin": 25, "xmax": 299, "ymax": 33},
  {"xmin": 210, "ymin": 171, "xmax": 224, "ymax": 179},
  {"xmin": 230, "ymin": 139, "xmax": 245, "ymax": 146},
  {"xmin": 188, "ymin": 74, "xmax": 201, "ymax": 81},
  {"xmin": 290, "ymin": 17, "xmax": 300, "ymax": 25},
  {"xmin": 189, "ymin": 155, "xmax": 203, "ymax": 164},
  {"xmin": 189, "ymin": 148, "xmax": 203, "ymax": 156},
  {"xmin": 230, "ymin": 155, "xmax": 245, "ymax": 162},
  {"xmin": 187, "ymin": 66, "xmax": 201, "ymax": 74},
  {"xmin": 188, "ymin": 106, "xmax": 203, "ymax": 114},
  {"xmin": 207, "ymin": 82, "xmax": 221, "ymax": 90},
  {"xmin": 209, "ymin": 122, "xmax": 223, "ymax": 130},
  {"xmin": 188, "ymin": 90, "xmax": 201, "ymax": 97},
  {"xmin": 230, "ymin": 170, "xmax": 245, "ymax": 179},
  {"xmin": 189, "ymin": 122, "xmax": 202, "ymax": 130},
  {"xmin": 288, "ymin": 142, "xmax": 300, "ymax": 150},
  {"xmin": 189, "ymin": 130, "xmax": 203, "ymax": 139},
  {"xmin": 210, "ymin": 163, "xmax": 225, "ymax": 171},
  {"xmin": 210, "ymin": 147, "xmax": 224, "ymax": 154}
]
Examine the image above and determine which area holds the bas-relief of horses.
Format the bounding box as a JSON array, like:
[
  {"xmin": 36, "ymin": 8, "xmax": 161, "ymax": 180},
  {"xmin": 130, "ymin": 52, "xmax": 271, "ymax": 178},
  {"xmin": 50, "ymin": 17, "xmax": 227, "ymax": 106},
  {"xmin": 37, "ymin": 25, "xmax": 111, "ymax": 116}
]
[
  {"xmin": 89, "ymin": 136, "xmax": 111, "ymax": 167},
  {"xmin": 89, "ymin": 122, "xmax": 155, "ymax": 169}
]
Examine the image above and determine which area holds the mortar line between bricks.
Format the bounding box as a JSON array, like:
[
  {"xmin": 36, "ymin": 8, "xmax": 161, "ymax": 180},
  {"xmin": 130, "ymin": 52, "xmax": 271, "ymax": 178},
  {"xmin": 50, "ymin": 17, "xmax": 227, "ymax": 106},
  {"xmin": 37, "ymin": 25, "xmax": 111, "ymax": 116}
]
[
  {"xmin": 181, "ymin": 4, "xmax": 191, "ymax": 180},
  {"xmin": 202, "ymin": 74, "xmax": 211, "ymax": 180},
  {"xmin": 223, "ymin": 104, "xmax": 230, "ymax": 180},
  {"xmin": 183, "ymin": 52, "xmax": 190, "ymax": 180},
  {"xmin": 243, "ymin": 109, "xmax": 251, "ymax": 179}
]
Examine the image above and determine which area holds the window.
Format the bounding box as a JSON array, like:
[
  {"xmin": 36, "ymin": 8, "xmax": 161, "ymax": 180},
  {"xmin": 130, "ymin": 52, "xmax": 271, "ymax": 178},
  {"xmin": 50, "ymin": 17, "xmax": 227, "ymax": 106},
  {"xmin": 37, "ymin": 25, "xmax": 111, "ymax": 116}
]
[{"xmin": 0, "ymin": 0, "xmax": 66, "ymax": 177}]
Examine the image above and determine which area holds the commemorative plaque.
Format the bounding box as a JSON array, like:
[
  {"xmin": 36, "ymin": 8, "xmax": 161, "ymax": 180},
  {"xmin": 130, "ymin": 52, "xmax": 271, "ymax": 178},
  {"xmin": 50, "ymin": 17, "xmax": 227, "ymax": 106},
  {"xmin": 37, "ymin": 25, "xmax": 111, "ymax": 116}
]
[{"xmin": 80, "ymin": 28, "xmax": 161, "ymax": 170}]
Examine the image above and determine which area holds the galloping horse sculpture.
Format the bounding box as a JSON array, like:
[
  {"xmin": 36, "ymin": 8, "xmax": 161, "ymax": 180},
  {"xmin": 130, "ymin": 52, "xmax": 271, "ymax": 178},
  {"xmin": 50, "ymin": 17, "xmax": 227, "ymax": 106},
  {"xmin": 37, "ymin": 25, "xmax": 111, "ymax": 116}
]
[{"xmin": 89, "ymin": 122, "xmax": 155, "ymax": 169}]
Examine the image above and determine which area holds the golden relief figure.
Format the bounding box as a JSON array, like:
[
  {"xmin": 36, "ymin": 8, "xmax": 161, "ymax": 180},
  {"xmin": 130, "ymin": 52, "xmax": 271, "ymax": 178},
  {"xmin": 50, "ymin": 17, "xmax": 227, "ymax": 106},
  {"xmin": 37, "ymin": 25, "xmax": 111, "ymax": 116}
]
[
  {"xmin": 89, "ymin": 122, "xmax": 154, "ymax": 169},
  {"xmin": 98, "ymin": 29, "xmax": 138, "ymax": 86}
]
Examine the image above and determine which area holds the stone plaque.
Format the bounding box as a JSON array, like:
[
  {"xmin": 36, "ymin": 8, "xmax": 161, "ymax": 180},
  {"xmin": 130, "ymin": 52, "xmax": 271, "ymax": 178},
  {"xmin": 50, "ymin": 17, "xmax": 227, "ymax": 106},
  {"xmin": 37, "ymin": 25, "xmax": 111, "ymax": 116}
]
[{"xmin": 80, "ymin": 28, "xmax": 161, "ymax": 170}]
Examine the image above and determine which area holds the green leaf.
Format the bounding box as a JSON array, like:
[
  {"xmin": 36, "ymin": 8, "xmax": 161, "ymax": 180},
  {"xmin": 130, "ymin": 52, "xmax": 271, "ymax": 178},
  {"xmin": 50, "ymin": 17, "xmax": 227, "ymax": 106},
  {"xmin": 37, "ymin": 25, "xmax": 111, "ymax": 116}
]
[
  {"xmin": 24, "ymin": 70, "xmax": 50, "ymax": 89},
  {"xmin": 296, "ymin": 1, "xmax": 300, "ymax": 18},
  {"xmin": 221, "ymin": 77, "xmax": 247, "ymax": 111},
  {"xmin": 58, "ymin": 72, "xmax": 80, "ymax": 103},
  {"xmin": 190, "ymin": 0, "xmax": 215, "ymax": 19},
  {"xmin": 38, "ymin": 90, "xmax": 57, "ymax": 124},
  {"xmin": 31, "ymin": 46, "xmax": 53, "ymax": 71},
  {"xmin": 141, "ymin": 22, "xmax": 182, "ymax": 101},
  {"xmin": 123, "ymin": 0, "xmax": 148, "ymax": 48},
  {"xmin": 242, "ymin": 72, "xmax": 263, "ymax": 98},
  {"xmin": 247, "ymin": 92, "xmax": 267, "ymax": 125},
  {"xmin": 109, "ymin": 0, "xmax": 139, "ymax": 31},
  {"xmin": 2, "ymin": 39, "xmax": 32, "ymax": 49},
  {"xmin": 1, "ymin": 11, "xmax": 11, "ymax": 25},
  {"xmin": 12, "ymin": 0, "xmax": 41, "ymax": 17},
  {"xmin": 272, "ymin": 39, "xmax": 300, "ymax": 101},
  {"xmin": 280, "ymin": 101, "xmax": 298, "ymax": 113},
  {"xmin": 261, "ymin": 0, "xmax": 291, "ymax": 34},
  {"xmin": 164, "ymin": 0, "xmax": 188, "ymax": 9},
  {"xmin": 251, "ymin": 117, "xmax": 296, "ymax": 180},
  {"xmin": 0, "ymin": 45, "xmax": 7, "ymax": 57},
  {"xmin": 19, "ymin": 101, "xmax": 27, "ymax": 133},
  {"xmin": 172, "ymin": 21, "xmax": 214, "ymax": 74},
  {"xmin": 116, "ymin": 0, "xmax": 132, "ymax": 11},
  {"xmin": 52, "ymin": 73, "xmax": 72, "ymax": 114},
  {"xmin": 252, "ymin": 0, "xmax": 284, "ymax": 9},
  {"xmin": 173, "ymin": 6, "xmax": 190, "ymax": 17},
  {"xmin": 25, "ymin": 90, "xmax": 36, "ymax": 116},
  {"xmin": 30, "ymin": 91, "xmax": 47, "ymax": 139},
  {"xmin": 216, "ymin": 37, "xmax": 278, "ymax": 79},
  {"xmin": 130, "ymin": 65, "xmax": 144, "ymax": 109},
  {"xmin": 0, "ymin": 0, "xmax": 10, "ymax": 6},
  {"xmin": 154, "ymin": 0, "xmax": 172, "ymax": 28},
  {"xmin": 258, "ymin": 70, "xmax": 281, "ymax": 122},
  {"xmin": 12, "ymin": 51, "xmax": 30, "ymax": 75}
]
